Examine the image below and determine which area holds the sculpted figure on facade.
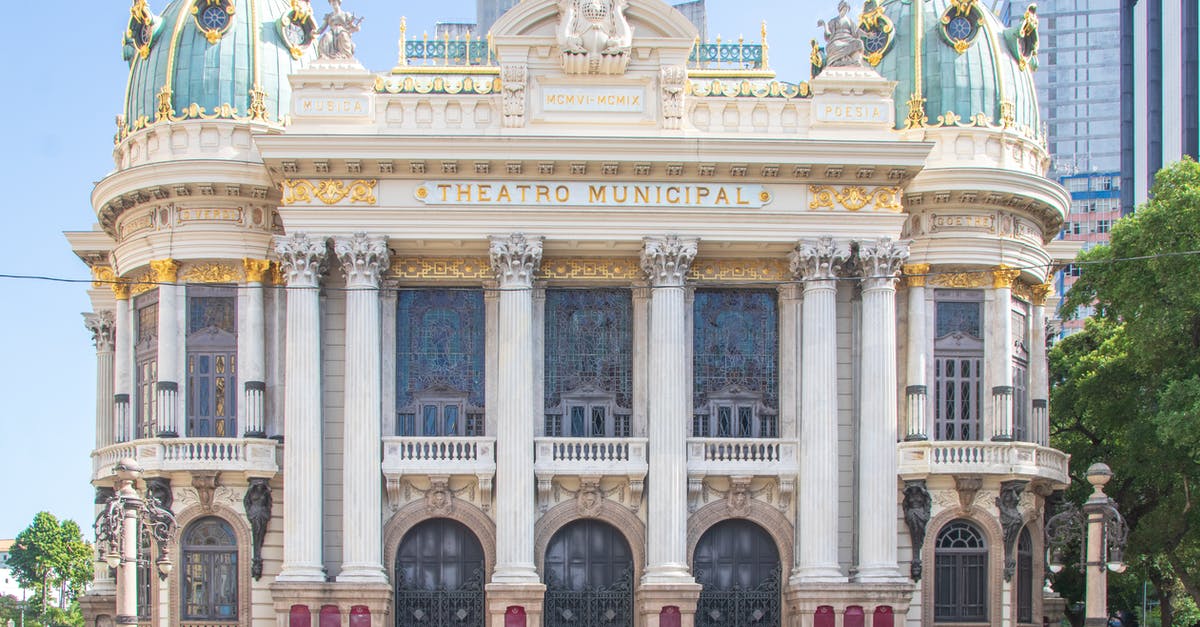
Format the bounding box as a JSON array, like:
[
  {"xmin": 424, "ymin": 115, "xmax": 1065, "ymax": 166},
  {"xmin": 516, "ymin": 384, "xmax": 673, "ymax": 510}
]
[
  {"xmin": 317, "ymin": 0, "xmax": 363, "ymax": 60},
  {"xmin": 661, "ymin": 65, "xmax": 687, "ymax": 129},
  {"xmin": 997, "ymin": 480, "xmax": 1027, "ymax": 580},
  {"xmin": 243, "ymin": 478, "xmax": 272, "ymax": 580},
  {"xmin": 817, "ymin": 1, "xmax": 867, "ymax": 68},
  {"xmin": 556, "ymin": 0, "xmax": 633, "ymax": 74},
  {"xmin": 902, "ymin": 480, "xmax": 931, "ymax": 581}
]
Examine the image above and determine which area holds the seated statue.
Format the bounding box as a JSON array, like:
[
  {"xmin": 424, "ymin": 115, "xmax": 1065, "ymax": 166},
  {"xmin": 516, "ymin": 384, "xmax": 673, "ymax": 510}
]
[
  {"xmin": 817, "ymin": 0, "xmax": 866, "ymax": 68},
  {"xmin": 317, "ymin": 0, "xmax": 363, "ymax": 60}
]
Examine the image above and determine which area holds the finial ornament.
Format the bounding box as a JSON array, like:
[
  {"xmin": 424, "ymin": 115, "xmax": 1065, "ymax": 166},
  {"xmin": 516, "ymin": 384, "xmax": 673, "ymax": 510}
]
[
  {"xmin": 556, "ymin": 0, "xmax": 633, "ymax": 74},
  {"xmin": 489, "ymin": 234, "xmax": 544, "ymax": 287},
  {"xmin": 640, "ymin": 236, "xmax": 698, "ymax": 287},
  {"xmin": 317, "ymin": 0, "xmax": 364, "ymax": 60},
  {"xmin": 333, "ymin": 233, "xmax": 390, "ymax": 287},
  {"xmin": 816, "ymin": 0, "xmax": 866, "ymax": 68}
]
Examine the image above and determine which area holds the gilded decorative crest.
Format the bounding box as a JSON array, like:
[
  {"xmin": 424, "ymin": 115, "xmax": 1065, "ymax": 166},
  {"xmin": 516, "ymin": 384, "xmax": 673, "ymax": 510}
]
[
  {"xmin": 192, "ymin": 0, "xmax": 237, "ymax": 45},
  {"xmin": 281, "ymin": 179, "xmax": 378, "ymax": 205},
  {"xmin": 858, "ymin": 0, "xmax": 894, "ymax": 67},
  {"xmin": 124, "ymin": 0, "xmax": 159, "ymax": 62},
  {"xmin": 905, "ymin": 93, "xmax": 928, "ymax": 129},
  {"xmin": 940, "ymin": 0, "xmax": 982, "ymax": 54},
  {"xmin": 278, "ymin": 0, "xmax": 317, "ymax": 60},
  {"xmin": 808, "ymin": 186, "xmax": 902, "ymax": 212},
  {"xmin": 91, "ymin": 266, "xmax": 117, "ymax": 290},
  {"xmin": 182, "ymin": 263, "xmax": 241, "ymax": 284},
  {"xmin": 388, "ymin": 257, "xmax": 491, "ymax": 280}
]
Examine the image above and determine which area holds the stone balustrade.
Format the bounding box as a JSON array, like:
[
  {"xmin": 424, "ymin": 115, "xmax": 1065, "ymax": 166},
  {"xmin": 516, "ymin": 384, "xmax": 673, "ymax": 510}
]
[
  {"xmin": 381, "ymin": 436, "xmax": 496, "ymax": 477},
  {"xmin": 897, "ymin": 440, "xmax": 1070, "ymax": 485},
  {"xmin": 533, "ymin": 437, "xmax": 649, "ymax": 477},
  {"xmin": 92, "ymin": 437, "xmax": 279, "ymax": 481},
  {"xmin": 686, "ymin": 437, "xmax": 799, "ymax": 477}
]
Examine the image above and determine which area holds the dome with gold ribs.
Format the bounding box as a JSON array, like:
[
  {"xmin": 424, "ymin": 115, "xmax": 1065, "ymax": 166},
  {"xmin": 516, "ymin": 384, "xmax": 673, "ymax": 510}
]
[{"xmin": 117, "ymin": 0, "xmax": 317, "ymax": 140}]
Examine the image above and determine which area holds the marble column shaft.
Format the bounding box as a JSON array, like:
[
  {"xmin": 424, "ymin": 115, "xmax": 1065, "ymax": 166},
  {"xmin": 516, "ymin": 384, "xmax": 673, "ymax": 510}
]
[
  {"xmin": 275, "ymin": 234, "xmax": 327, "ymax": 582},
  {"xmin": 903, "ymin": 264, "xmax": 929, "ymax": 440},
  {"xmin": 1030, "ymin": 284, "xmax": 1051, "ymax": 445},
  {"xmin": 490, "ymin": 234, "xmax": 543, "ymax": 584},
  {"xmin": 113, "ymin": 287, "xmax": 134, "ymax": 442},
  {"xmin": 989, "ymin": 266, "xmax": 1019, "ymax": 440},
  {"xmin": 241, "ymin": 259, "xmax": 270, "ymax": 437},
  {"xmin": 151, "ymin": 259, "xmax": 182, "ymax": 436},
  {"xmin": 86, "ymin": 311, "xmax": 116, "ymax": 448},
  {"xmin": 335, "ymin": 234, "xmax": 389, "ymax": 582},
  {"xmin": 856, "ymin": 239, "xmax": 908, "ymax": 582},
  {"xmin": 641, "ymin": 235, "xmax": 698, "ymax": 584},
  {"xmin": 790, "ymin": 236, "xmax": 849, "ymax": 582}
]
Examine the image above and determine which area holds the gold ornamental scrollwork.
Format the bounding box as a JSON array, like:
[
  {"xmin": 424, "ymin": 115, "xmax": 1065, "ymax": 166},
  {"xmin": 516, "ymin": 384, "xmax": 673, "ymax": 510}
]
[
  {"xmin": 930, "ymin": 271, "xmax": 989, "ymax": 289},
  {"xmin": 111, "ymin": 279, "xmax": 132, "ymax": 301},
  {"xmin": 808, "ymin": 186, "xmax": 903, "ymax": 212},
  {"xmin": 281, "ymin": 179, "xmax": 378, "ymax": 206},
  {"xmin": 389, "ymin": 257, "xmax": 491, "ymax": 280},
  {"xmin": 182, "ymin": 263, "xmax": 241, "ymax": 284},
  {"xmin": 902, "ymin": 263, "xmax": 930, "ymax": 288},
  {"xmin": 540, "ymin": 258, "xmax": 642, "ymax": 281},
  {"xmin": 688, "ymin": 259, "xmax": 790, "ymax": 282},
  {"xmin": 91, "ymin": 266, "xmax": 117, "ymax": 289},
  {"xmin": 129, "ymin": 271, "xmax": 157, "ymax": 296}
]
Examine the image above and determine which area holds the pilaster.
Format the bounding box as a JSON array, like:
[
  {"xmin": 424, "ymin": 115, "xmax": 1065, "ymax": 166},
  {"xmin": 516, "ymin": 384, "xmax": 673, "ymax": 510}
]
[
  {"xmin": 274, "ymin": 233, "xmax": 328, "ymax": 582},
  {"xmin": 150, "ymin": 258, "xmax": 181, "ymax": 437},
  {"xmin": 789, "ymin": 236, "xmax": 850, "ymax": 583},
  {"xmin": 334, "ymin": 233, "xmax": 389, "ymax": 582},
  {"xmin": 241, "ymin": 258, "xmax": 271, "ymax": 437}
]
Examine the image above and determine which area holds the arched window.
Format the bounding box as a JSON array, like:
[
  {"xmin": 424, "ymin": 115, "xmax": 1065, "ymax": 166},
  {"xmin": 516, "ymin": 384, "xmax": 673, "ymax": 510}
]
[
  {"xmin": 693, "ymin": 519, "xmax": 781, "ymax": 627},
  {"xmin": 394, "ymin": 519, "xmax": 485, "ymax": 626},
  {"xmin": 1017, "ymin": 526, "xmax": 1034, "ymax": 623},
  {"xmin": 181, "ymin": 517, "xmax": 238, "ymax": 621},
  {"xmin": 934, "ymin": 520, "xmax": 987, "ymax": 623},
  {"xmin": 543, "ymin": 520, "xmax": 633, "ymax": 626}
]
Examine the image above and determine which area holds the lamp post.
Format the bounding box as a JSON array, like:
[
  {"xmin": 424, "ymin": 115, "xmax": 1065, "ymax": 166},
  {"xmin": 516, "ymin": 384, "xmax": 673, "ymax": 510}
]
[
  {"xmin": 1045, "ymin": 462, "xmax": 1129, "ymax": 627},
  {"xmin": 93, "ymin": 459, "xmax": 177, "ymax": 627}
]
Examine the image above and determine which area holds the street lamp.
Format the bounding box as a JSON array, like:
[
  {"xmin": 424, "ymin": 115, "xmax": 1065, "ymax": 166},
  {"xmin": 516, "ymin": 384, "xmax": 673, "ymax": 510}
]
[
  {"xmin": 93, "ymin": 459, "xmax": 177, "ymax": 627},
  {"xmin": 1045, "ymin": 462, "xmax": 1129, "ymax": 627}
]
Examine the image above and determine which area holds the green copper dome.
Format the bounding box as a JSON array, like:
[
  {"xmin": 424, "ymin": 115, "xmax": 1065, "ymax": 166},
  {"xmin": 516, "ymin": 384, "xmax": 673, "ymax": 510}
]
[
  {"xmin": 118, "ymin": 0, "xmax": 317, "ymax": 139},
  {"xmin": 861, "ymin": 0, "xmax": 1042, "ymax": 137}
]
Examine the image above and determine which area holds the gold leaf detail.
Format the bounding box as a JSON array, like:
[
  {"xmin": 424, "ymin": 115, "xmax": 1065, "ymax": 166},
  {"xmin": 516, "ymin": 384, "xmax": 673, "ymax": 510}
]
[
  {"xmin": 281, "ymin": 179, "xmax": 378, "ymax": 205},
  {"xmin": 182, "ymin": 263, "xmax": 240, "ymax": 284},
  {"xmin": 388, "ymin": 258, "xmax": 491, "ymax": 280}
]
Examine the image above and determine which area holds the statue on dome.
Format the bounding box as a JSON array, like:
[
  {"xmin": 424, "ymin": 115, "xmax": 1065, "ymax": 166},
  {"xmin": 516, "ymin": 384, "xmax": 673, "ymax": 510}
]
[
  {"xmin": 817, "ymin": 0, "xmax": 866, "ymax": 68},
  {"xmin": 316, "ymin": 0, "xmax": 363, "ymax": 60},
  {"xmin": 1018, "ymin": 3, "xmax": 1040, "ymax": 70},
  {"xmin": 556, "ymin": 0, "xmax": 633, "ymax": 74}
]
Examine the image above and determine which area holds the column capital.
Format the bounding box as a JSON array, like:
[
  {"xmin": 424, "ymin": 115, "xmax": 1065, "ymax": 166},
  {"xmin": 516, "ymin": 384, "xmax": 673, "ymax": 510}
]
[
  {"xmin": 902, "ymin": 263, "xmax": 931, "ymax": 287},
  {"xmin": 991, "ymin": 264, "xmax": 1021, "ymax": 289},
  {"xmin": 242, "ymin": 258, "xmax": 272, "ymax": 284},
  {"xmin": 334, "ymin": 233, "xmax": 390, "ymax": 287},
  {"xmin": 111, "ymin": 279, "xmax": 131, "ymax": 301},
  {"xmin": 857, "ymin": 237, "xmax": 910, "ymax": 290},
  {"xmin": 274, "ymin": 233, "xmax": 328, "ymax": 287},
  {"xmin": 489, "ymin": 233, "xmax": 543, "ymax": 287},
  {"xmin": 84, "ymin": 311, "xmax": 116, "ymax": 352},
  {"xmin": 149, "ymin": 258, "xmax": 181, "ymax": 283},
  {"xmin": 640, "ymin": 235, "xmax": 697, "ymax": 287},
  {"xmin": 1030, "ymin": 282, "xmax": 1054, "ymax": 306},
  {"xmin": 789, "ymin": 236, "xmax": 851, "ymax": 282}
]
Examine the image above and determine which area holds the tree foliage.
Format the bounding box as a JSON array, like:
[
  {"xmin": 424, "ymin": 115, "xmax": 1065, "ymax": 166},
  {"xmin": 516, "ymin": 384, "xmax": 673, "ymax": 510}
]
[
  {"xmin": 1050, "ymin": 158, "xmax": 1200, "ymax": 622},
  {"xmin": 7, "ymin": 512, "xmax": 93, "ymax": 618}
]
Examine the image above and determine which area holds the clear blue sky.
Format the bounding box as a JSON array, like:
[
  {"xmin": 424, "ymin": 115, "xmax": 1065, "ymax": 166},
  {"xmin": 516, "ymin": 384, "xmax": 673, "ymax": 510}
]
[{"xmin": 0, "ymin": 0, "xmax": 839, "ymax": 540}]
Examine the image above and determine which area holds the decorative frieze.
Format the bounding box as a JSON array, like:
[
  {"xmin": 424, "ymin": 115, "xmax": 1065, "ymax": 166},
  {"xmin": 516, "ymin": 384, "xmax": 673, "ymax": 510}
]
[
  {"xmin": 181, "ymin": 263, "xmax": 241, "ymax": 284},
  {"xmin": 539, "ymin": 257, "xmax": 641, "ymax": 281},
  {"xmin": 389, "ymin": 257, "xmax": 491, "ymax": 280},
  {"xmin": 808, "ymin": 185, "xmax": 902, "ymax": 212},
  {"xmin": 280, "ymin": 179, "xmax": 377, "ymax": 205},
  {"xmin": 688, "ymin": 258, "xmax": 789, "ymax": 282}
]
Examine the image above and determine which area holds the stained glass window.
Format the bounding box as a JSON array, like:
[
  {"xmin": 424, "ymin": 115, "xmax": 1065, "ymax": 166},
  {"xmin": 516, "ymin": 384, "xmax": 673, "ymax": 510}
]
[
  {"xmin": 936, "ymin": 301, "xmax": 982, "ymax": 338},
  {"xmin": 396, "ymin": 290, "xmax": 485, "ymax": 436},
  {"xmin": 187, "ymin": 288, "xmax": 237, "ymax": 437},
  {"xmin": 182, "ymin": 517, "xmax": 238, "ymax": 621},
  {"xmin": 135, "ymin": 294, "xmax": 159, "ymax": 438},
  {"xmin": 692, "ymin": 290, "xmax": 778, "ymax": 438},
  {"xmin": 934, "ymin": 291, "xmax": 984, "ymax": 441},
  {"xmin": 543, "ymin": 289, "xmax": 632, "ymax": 437}
]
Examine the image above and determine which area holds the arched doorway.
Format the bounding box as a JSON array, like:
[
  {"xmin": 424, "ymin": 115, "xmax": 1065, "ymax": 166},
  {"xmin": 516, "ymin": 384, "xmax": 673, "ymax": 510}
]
[
  {"xmin": 693, "ymin": 519, "xmax": 781, "ymax": 627},
  {"xmin": 394, "ymin": 518, "xmax": 485, "ymax": 627},
  {"xmin": 543, "ymin": 519, "xmax": 634, "ymax": 627}
]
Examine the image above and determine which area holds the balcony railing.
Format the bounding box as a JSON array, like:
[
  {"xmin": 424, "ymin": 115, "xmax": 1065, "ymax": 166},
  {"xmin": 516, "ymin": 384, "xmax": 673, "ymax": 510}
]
[
  {"xmin": 382, "ymin": 436, "xmax": 496, "ymax": 477},
  {"xmin": 687, "ymin": 438, "xmax": 799, "ymax": 477},
  {"xmin": 898, "ymin": 440, "xmax": 1069, "ymax": 485},
  {"xmin": 533, "ymin": 437, "xmax": 648, "ymax": 476},
  {"xmin": 92, "ymin": 437, "xmax": 279, "ymax": 481}
]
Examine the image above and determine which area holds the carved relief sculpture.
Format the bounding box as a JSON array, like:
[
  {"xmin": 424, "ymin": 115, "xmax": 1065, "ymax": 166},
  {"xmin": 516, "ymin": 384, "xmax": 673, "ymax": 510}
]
[
  {"xmin": 501, "ymin": 64, "xmax": 528, "ymax": 128},
  {"xmin": 997, "ymin": 480, "xmax": 1027, "ymax": 581},
  {"xmin": 661, "ymin": 65, "xmax": 687, "ymax": 130},
  {"xmin": 145, "ymin": 477, "xmax": 173, "ymax": 511},
  {"xmin": 817, "ymin": 1, "xmax": 867, "ymax": 68},
  {"xmin": 242, "ymin": 478, "xmax": 272, "ymax": 580},
  {"xmin": 902, "ymin": 480, "xmax": 931, "ymax": 581},
  {"xmin": 316, "ymin": 0, "xmax": 363, "ymax": 60},
  {"xmin": 556, "ymin": 0, "xmax": 633, "ymax": 74}
]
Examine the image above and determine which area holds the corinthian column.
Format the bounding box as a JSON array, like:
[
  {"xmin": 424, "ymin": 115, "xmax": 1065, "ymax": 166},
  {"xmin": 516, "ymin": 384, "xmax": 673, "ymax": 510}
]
[
  {"xmin": 855, "ymin": 238, "xmax": 909, "ymax": 583},
  {"xmin": 150, "ymin": 259, "xmax": 181, "ymax": 437},
  {"xmin": 902, "ymin": 264, "xmax": 930, "ymax": 440},
  {"xmin": 489, "ymin": 233, "xmax": 543, "ymax": 585},
  {"xmin": 640, "ymin": 235, "xmax": 698, "ymax": 584},
  {"xmin": 274, "ymin": 233, "xmax": 327, "ymax": 582},
  {"xmin": 989, "ymin": 265, "xmax": 1021, "ymax": 441},
  {"xmin": 789, "ymin": 236, "xmax": 850, "ymax": 583},
  {"xmin": 334, "ymin": 233, "xmax": 389, "ymax": 583},
  {"xmin": 85, "ymin": 311, "xmax": 116, "ymax": 448},
  {"xmin": 241, "ymin": 258, "xmax": 271, "ymax": 438},
  {"xmin": 112, "ymin": 281, "xmax": 134, "ymax": 442}
]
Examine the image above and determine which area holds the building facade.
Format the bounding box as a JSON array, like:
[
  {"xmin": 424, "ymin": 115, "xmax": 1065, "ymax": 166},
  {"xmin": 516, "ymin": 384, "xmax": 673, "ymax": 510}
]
[{"xmin": 71, "ymin": 1, "xmax": 1076, "ymax": 626}]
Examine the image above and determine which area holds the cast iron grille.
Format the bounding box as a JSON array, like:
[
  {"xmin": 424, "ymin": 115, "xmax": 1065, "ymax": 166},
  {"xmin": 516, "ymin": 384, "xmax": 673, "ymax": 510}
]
[
  {"xmin": 394, "ymin": 567, "xmax": 484, "ymax": 626},
  {"xmin": 695, "ymin": 565, "xmax": 781, "ymax": 627},
  {"xmin": 544, "ymin": 570, "xmax": 633, "ymax": 627}
]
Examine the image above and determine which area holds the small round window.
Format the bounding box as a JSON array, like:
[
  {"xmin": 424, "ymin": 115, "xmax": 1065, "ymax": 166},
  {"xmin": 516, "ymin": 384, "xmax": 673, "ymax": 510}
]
[
  {"xmin": 284, "ymin": 22, "xmax": 308, "ymax": 46},
  {"xmin": 865, "ymin": 30, "xmax": 888, "ymax": 54},
  {"xmin": 947, "ymin": 16, "xmax": 972, "ymax": 41},
  {"xmin": 201, "ymin": 5, "xmax": 229, "ymax": 31}
]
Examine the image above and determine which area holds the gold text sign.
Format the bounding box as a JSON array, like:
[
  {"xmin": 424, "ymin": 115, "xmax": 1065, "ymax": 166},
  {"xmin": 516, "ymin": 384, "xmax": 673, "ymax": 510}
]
[{"xmin": 415, "ymin": 181, "xmax": 771, "ymax": 208}]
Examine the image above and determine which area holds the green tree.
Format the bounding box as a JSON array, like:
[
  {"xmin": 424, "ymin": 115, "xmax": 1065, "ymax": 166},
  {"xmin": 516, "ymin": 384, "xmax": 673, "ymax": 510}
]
[
  {"xmin": 7, "ymin": 512, "xmax": 93, "ymax": 619},
  {"xmin": 1051, "ymin": 157, "xmax": 1200, "ymax": 624}
]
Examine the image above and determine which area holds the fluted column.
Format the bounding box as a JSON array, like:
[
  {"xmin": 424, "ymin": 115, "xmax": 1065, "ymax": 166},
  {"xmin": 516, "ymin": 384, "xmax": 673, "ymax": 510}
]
[
  {"xmin": 789, "ymin": 236, "xmax": 850, "ymax": 583},
  {"xmin": 990, "ymin": 265, "xmax": 1020, "ymax": 441},
  {"xmin": 855, "ymin": 238, "xmax": 909, "ymax": 582},
  {"xmin": 902, "ymin": 264, "xmax": 930, "ymax": 440},
  {"xmin": 489, "ymin": 234, "xmax": 543, "ymax": 584},
  {"xmin": 640, "ymin": 235, "xmax": 698, "ymax": 584},
  {"xmin": 275, "ymin": 233, "xmax": 327, "ymax": 582},
  {"xmin": 241, "ymin": 259, "xmax": 271, "ymax": 438},
  {"xmin": 150, "ymin": 259, "xmax": 181, "ymax": 437},
  {"xmin": 1030, "ymin": 283, "xmax": 1052, "ymax": 446},
  {"xmin": 334, "ymin": 234, "xmax": 390, "ymax": 582},
  {"xmin": 86, "ymin": 311, "xmax": 116, "ymax": 448},
  {"xmin": 113, "ymin": 282, "xmax": 134, "ymax": 442}
]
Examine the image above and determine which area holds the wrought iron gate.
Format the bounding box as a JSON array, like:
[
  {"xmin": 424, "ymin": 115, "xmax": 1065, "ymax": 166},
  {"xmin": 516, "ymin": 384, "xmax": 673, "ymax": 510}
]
[
  {"xmin": 394, "ymin": 518, "xmax": 486, "ymax": 627},
  {"xmin": 695, "ymin": 566, "xmax": 781, "ymax": 627},
  {"xmin": 544, "ymin": 570, "xmax": 633, "ymax": 627},
  {"xmin": 394, "ymin": 568, "xmax": 485, "ymax": 626}
]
